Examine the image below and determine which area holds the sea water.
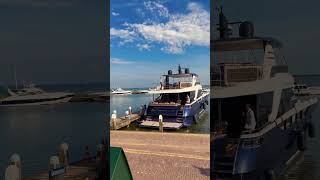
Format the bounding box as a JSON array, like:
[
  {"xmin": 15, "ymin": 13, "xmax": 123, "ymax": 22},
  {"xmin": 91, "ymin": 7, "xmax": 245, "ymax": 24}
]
[{"xmin": 0, "ymin": 84, "xmax": 108, "ymax": 178}]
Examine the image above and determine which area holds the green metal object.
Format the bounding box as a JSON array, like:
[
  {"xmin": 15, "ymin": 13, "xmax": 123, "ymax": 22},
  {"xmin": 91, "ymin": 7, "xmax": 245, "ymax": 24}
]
[{"xmin": 110, "ymin": 147, "xmax": 133, "ymax": 180}]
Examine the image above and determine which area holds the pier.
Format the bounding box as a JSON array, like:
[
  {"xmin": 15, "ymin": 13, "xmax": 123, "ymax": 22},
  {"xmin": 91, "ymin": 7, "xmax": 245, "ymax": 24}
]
[
  {"xmin": 23, "ymin": 161, "xmax": 97, "ymax": 180},
  {"xmin": 110, "ymin": 113, "xmax": 141, "ymax": 130},
  {"xmin": 110, "ymin": 130, "xmax": 210, "ymax": 180}
]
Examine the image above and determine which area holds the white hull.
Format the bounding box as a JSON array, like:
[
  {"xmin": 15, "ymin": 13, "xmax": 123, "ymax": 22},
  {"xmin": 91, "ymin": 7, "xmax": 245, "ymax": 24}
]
[
  {"xmin": 0, "ymin": 97, "xmax": 72, "ymax": 107},
  {"xmin": 111, "ymin": 92, "xmax": 132, "ymax": 95}
]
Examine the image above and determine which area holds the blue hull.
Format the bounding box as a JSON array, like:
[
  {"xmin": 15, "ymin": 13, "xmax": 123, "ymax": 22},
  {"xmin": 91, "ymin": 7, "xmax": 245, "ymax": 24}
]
[
  {"xmin": 145, "ymin": 94, "xmax": 209, "ymax": 127},
  {"xmin": 212, "ymin": 107, "xmax": 316, "ymax": 179}
]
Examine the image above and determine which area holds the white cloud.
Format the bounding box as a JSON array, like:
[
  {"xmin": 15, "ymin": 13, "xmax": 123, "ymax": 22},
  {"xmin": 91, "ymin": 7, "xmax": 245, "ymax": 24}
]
[
  {"xmin": 137, "ymin": 43, "xmax": 152, "ymax": 51},
  {"xmin": 110, "ymin": 28, "xmax": 135, "ymax": 45},
  {"xmin": 144, "ymin": 1, "xmax": 169, "ymax": 17},
  {"xmin": 112, "ymin": 12, "xmax": 120, "ymax": 16},
  {"xmin": 111, "ymin": 2, "xmax": 209, "ymax": 54},
  {"xmin": 111, "ymin": 58, "xmax": 135, "ymax": 65}
]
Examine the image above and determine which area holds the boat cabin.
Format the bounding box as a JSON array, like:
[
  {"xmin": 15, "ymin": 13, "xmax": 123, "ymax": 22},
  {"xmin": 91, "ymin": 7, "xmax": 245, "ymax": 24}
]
[
  {"xmin": 152, "ymin": 92, "xmax": 195, "ymax": 106},
  {"xmin": 212, "ymin": 87, "xmax": 296, "ymax": 137},
  {"xmin": 160, "ymin": 66, "xmax": 200, "ymax": 90}
]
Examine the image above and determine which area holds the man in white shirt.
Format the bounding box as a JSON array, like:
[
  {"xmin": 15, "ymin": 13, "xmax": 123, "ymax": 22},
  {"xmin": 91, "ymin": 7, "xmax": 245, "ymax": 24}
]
[{"xmin": 244, "ymin": 104, "xmax": 256, "ymax": 130}]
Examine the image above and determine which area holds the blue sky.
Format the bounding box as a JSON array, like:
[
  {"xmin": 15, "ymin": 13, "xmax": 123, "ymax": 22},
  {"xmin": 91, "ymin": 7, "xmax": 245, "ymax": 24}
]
[{"xmin": 110, "ymin": 0, "xmax": 210, "ymax": 88}]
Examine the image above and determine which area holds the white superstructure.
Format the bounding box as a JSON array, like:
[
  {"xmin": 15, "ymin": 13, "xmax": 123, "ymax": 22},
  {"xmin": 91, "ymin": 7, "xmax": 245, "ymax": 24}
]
[{"xmin": 0, "ymin": 84, "xmax": 73, "ymax": 106}]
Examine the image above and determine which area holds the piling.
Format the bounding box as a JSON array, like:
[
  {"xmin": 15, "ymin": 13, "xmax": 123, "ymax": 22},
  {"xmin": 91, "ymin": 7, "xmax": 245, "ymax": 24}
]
[
  {"xmin": 159, "ymin": 114, "xmax": 163, "ymax": 132},
  {"xmin": 96, "ymin": 144, "xmax": 107, "ymax": 180},
  {"xmin": 129, "ymin": 106, "xmax": 132, "ymax": 115},
  {"xmin": 5, "ymin": 153, "xmax": 21, "ymax": 180},
  {"xmin": 59, "ymin": 142, "xmax": 69, "ymax": 169},
  {"xmin": 125, "ymin": 111, "xmax": 129, "ymax": 119},
  {"xmin": 49, "ymin": 156, "xmax": 64, "ymax": 180},
  {"xmin": 111, "ymin": 112, "xmax": 117, "ymax": 130}
]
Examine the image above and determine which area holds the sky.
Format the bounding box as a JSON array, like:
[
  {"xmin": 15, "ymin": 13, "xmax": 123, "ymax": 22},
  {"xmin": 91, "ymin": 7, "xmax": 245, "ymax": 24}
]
[
  {"xmin": 0, "ymin": 0, "xmax": 107, "ymax": 86},
  {"xmin": 213, "ymin": 0, "xmax": 320, "ymax": 75},
  {"xmin": 110, "ymin": 0, "xmax": 210, "ymax": 88}
]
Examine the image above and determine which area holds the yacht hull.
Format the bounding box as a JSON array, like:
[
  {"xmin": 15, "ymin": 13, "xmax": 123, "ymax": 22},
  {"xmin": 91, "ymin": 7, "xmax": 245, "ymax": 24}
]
[
  {"xmin": 0, "ymin": 96, "xmax": 72, "ymax": 106},
  {"xmin": 142, "ymin": 93, "xmax": 209, "ymax": 129},
  {"xmin": 212, "ymin": 104, "xmax": 316, "ymax": 180}
]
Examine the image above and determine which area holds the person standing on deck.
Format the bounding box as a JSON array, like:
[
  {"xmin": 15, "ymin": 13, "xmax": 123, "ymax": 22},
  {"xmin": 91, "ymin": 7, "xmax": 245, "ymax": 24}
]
[{"xmin": 245, "ymin": 104, "xmax": 256, "ymax": 130}]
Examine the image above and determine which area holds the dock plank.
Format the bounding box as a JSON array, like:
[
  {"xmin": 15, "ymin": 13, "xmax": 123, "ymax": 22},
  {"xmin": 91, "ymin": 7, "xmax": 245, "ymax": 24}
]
[{"xmin": 110, "ymin": 113, "xmax": 140, "ymax": 130}]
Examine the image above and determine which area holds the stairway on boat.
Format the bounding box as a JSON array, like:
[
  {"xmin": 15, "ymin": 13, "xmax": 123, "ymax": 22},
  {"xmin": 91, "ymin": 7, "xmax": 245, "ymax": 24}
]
[{"xmin": 176, "ymin": 109, "xmax": 184, "ymax": 123}]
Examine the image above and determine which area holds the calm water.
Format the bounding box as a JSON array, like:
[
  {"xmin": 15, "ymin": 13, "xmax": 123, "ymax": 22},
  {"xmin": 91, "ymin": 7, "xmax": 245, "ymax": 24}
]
[
  {"xmin": 280, "ymin": 75, "xmax": 320, "ymax": 179},
  {"xmin": 110, "ymin": 92, "xmax": 210, "ymax": 133},
  {"xmin": 0, "ymin": 84, "xmax": 108, "ymax": 178}
]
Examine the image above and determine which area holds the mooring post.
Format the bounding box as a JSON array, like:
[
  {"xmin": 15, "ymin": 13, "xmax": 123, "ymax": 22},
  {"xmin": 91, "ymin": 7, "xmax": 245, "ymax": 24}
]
[
  {"xmin": 96, "ymin": 144, "xmax": 107, "ymax": 179},
  {"xmin": 49, "ymin": 156, "xmax": 64, "ymax": 180},
  {"xmin": 5, "ymin": 153, "xmax": 21, "ymax": 180},
  {"xmin": 129, "ymin": 106, "xmax": 132, "ymax": 115},
  {"xmin": 111, "ymin": 112, "xmax": 117, "ymax": 130},
  {"xmin": 125, "ymin": 110, "xmax": 129, "ymax": 119},
  {"xmin": 59, "ymin": 142, "xmax": 69, "ymax": 170},
  {"xmin": 159, "ymin": 114, "xmax": 163, "ymax": 132}
]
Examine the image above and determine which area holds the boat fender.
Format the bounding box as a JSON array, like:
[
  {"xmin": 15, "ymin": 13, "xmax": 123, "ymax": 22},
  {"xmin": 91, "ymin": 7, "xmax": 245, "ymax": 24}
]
[
  {"xmin": 264, "ymin": 169, "xmax": 276, "ymax": 180},
  {"xmin": 297, "ymin": 131, "xmax": 307, "ymax": 151},
  {"xmin": 307, "ymin": 122, "xmax": 315, "ymax": 138}
]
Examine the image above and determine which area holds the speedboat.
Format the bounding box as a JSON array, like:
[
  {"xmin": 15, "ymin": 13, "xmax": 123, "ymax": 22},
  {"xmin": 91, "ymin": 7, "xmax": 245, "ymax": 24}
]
[
  {"xmin": 140, "ymin": 66, "xmax": 209, "ymax": 130},
  {"xmin": 211, "ymin": 8, "xmax": 318, "ymax": 180},
  {"xmin": 0, "ymin": 84, "xmax": 73, "ymax": 106},
  {"xmin": 111, "ymin": 88, "xmax": 132, "ymax": 95}
]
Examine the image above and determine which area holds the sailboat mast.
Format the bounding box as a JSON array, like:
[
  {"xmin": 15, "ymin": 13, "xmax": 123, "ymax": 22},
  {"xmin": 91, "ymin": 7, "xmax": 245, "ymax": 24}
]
[{"xmin": 14, "ymin": 66, "xmax": 18, "ymax": 90}]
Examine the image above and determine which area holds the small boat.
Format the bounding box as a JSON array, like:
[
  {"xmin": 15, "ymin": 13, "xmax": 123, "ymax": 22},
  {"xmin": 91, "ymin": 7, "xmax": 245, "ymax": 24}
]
[
  {"xmin": 0, "ymin": 84, "xmax": 74, "ymax": 106},
  {"xmin": 111, "ymin": 88, "xmax": 132, "ymax": 95},
  {"xmin": 140, "ymin": 65, "xmax": 210, "ymax": 129}
]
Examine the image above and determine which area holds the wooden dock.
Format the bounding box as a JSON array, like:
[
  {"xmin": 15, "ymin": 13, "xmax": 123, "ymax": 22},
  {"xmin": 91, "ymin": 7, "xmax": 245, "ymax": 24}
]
[
  {"xmin": 23, "ymin": 159, "xmax": 98, "ymax": 180},
  {"xmin": 110, "ymin": 113, "xmax": 141, "ymax": 130},
  {"xmin": 140, "ymin": 120, "xmax": 183, "ymax": 129}
]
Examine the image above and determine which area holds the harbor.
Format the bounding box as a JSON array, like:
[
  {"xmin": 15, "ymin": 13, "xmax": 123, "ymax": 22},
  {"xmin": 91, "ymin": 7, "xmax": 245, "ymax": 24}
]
[{"xmin": 0, "ymin": 83, "xmax": 108, "ymax": 179}]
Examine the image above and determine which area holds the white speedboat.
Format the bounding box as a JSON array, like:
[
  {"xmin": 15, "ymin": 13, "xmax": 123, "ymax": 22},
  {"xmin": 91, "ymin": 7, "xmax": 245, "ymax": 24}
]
[
  {"xmin": 111, "ymin": 88, "xmax": 132, "ymax": 95},
  {"xmin": 0, "ymin": 84, "xmax": 74, "ymax": 106}
]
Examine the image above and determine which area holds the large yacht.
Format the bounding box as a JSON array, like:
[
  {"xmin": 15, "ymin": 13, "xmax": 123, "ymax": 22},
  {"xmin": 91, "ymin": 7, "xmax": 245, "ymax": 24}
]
[
  {"xmin": 140, "ymin": 66, "xmax": 209, "ymax": 129},
  {"xmin": 0, "ymin": 84, "xmax": 73, "ymax": 106},
  {"xmin": 211, "ymin": 8, "xmax": 318, "ymax": 179}
]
